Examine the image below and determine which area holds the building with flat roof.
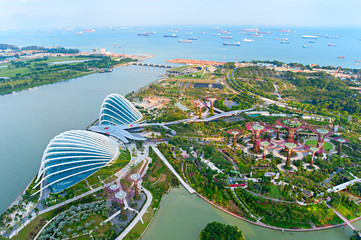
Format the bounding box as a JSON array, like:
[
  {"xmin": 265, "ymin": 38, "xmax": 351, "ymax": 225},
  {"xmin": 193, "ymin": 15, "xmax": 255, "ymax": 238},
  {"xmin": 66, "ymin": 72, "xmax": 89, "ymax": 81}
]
[{"xmin": 34, "ymin": 130, "xmax": 119, "ymax": 194}]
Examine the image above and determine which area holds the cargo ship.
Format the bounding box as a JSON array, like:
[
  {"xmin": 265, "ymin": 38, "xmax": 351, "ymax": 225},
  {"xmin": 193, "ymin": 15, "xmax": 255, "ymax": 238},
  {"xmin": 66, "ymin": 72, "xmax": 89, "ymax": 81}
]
[
  {"xmin": 337, "ymin": 56, "xmax": 345, "ymax": 59},
  {"xmin": 223, "ymin": 42, "xmax": 241, "ymax": 46},
  {"xmin": 178, "ymin": 39, "xmax": 192, "ymax": 43},
  {"xmin": 328, "ymin": 44, "xmax": 336, "ymax": 47},
  {"xmin": 187, "ymin": 37, "xmax": 197, "ymax": 40},
  {"xmin": 274, "ymin": 38, "xmax": 288, "ymax": 41},
  {"xmin": 164, "ymin": 34, "xmax": 178, "ymax": 38},
  {"xmin": 221, "ymin": 36, "xmax": 233, "ymax": 39},
  {"xmin": 303, "ymin": 45, "xmax": 312, "ymax": 48},
  {"xmin": 240, "ymin": 28, "xmax": 259, "ymax": 32},
  {"xmin": 309, "ymin": 41, "xmax": 316, "ymax": 43},
  {"xmin": 242, "ymin": 38, "xmax": 254, "ymax": 42},
  {"xmin": 280, "ymin": 41, "xmax": 289, "ymax": 44},
  {"xmin": 326, "ymin": 35, "xmax": 338, "ymax": 39},
  {"xmin": 302, "ymin": 35, "xmax": 319, "ymax": 39},
  {"xmin": 138, "ymin": 33, "xmax": 149, "ymax": 36}
]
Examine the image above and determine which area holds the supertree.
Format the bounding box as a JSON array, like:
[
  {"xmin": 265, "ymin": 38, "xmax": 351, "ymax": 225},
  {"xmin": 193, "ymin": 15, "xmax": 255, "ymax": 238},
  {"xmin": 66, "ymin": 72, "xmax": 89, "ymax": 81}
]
[
  {"xmin": 308, "ymin": 147, "xmax": 319, "ymax": 168},
  {"xmin": 334, "ymin": 137, "xmax": 350, "ymax": 155},
  {"xmin": 114, "ymin": 191, "xmax": 127, "ymax": 219},
  {"xmin": 260, "ymin": 141, "xmax": 270, "ymax": 162},
  {"xmin": 192, "ymin": 101, "xmax": 206, "ymax": 119},
  {"xmin": 276, "ymin": 118, "xmax": 307, "ymax": 143},
  {"xmin": 308, "ymin": 126, "xmax": 333, "ymax": 154},
  {"xmin": 284, "ymin": 142, "xmax": 297, "ymax": 168},
  {"xmin": 130, "ymin": 174, "xmax": 141, "ymax": 199},
  {"xmin": 227, "ymin": 129, "xmax": 242, "ymax": 147},
  {"xmin": 205, "ymin": 97, "xmax": 219, "ymax": 115},
  {"xmin": 106, "ymin": 184, "xmax": 120, "ymax": 194},
  {"xmin": 245, "ymin": 122, "xmax": 270, "ymax": 153},
  {"xmin": 272, "ymin": 124, "xmax": 283, "ymax": 140}
]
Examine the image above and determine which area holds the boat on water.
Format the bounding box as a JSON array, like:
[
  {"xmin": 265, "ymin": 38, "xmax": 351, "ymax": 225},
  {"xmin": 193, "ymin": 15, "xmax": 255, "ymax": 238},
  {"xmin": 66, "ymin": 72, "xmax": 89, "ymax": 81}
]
[
  {"xmin": 138, "ymin": 33, "xmax": 149, "ymax": 36},
  {"xmin": 223, "ymin": 42, "xmax": 241, "ymax": 46},
  {"xmin": 248, "ymin": 33, "xmax": 262, "ymax": 37},
  {"xmin": 326, "ymin": 35, "xmax": 338, "ymax": 39},
  {"xmin": 280, "ymin": 41, "xmax": 289, "ymax": 44},
  {"xmin": 337, "ymin": 56, "xmax": 345, "ymax": 59},
  {"xmin": 328, "ymin": 43, "xmax": 336, "ymax": 47},
  {"xmin": 356, "ymin": 60, "xmax": 361, "ymax": 63},
  {"xmin": 221, "ymin": 36, "xmax": 233, "ymax": 39},
  {"xmin": 309, "ymin": 41, "xmax": 316, "ymax": 43},
  {"xmin": 303, "ymin": 45, "xmax": 312, "ymax": 48},
  {"xmin": 145, "ymin": 32, "xmax": 156, "ymax": 35},
  {"xmin": 240, "ymin": 28, "xmax": 259, "ymax": 32},
  {"xmin": 274, "ymin": 38, "xmax": 288, "ymax": 41},
  {"xmin": 164, "ymin": 34, "xmax": 178, "ymax": 38},
  {"xmin": 84, "ymin": 29, "xmax": 95, "ymax": 33},
  {"xmin": 178, "ymin": 39, "xmax": 192, "ymax": 43},
  {"xmin": 302, "ymin": 35, "xmax": 319, "ymax": 39},
  {"xmin": 210, "ymin": 33, "xmax": 221, "ymax": 36},
  {"xmin": 187, "ymin": 37, "xmax": 197, "ymax": 40}
]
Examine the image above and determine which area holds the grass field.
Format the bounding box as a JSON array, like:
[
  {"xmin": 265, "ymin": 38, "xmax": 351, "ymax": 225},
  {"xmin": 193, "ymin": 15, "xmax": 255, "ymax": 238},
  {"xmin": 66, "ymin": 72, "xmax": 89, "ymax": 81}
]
[{"xmin": 305, "ymin": 140, "xmax": 333, "ymax": 151}]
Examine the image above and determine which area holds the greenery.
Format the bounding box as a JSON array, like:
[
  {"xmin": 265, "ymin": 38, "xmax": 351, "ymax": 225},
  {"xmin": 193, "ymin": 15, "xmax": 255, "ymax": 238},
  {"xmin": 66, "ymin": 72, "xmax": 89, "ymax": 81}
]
[{"xmin": 199, "ymin": 221, "xmax": 245, "ymax": 240}]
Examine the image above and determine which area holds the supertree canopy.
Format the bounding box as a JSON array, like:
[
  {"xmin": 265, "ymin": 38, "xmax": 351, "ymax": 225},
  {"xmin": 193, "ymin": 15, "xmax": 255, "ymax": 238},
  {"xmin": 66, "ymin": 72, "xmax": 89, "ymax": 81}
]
[
  {"xmin": 334, "ymin": 137, "xmax": 350, "ymax": 155},
  {"xmin": 245, "ymin": 122, "xmax": 270, "ymax": 153},
  {"xmin": 272, "ymin": 124, "xmax": 283, "ymax": 140},
  {"xmin": 284, "ymin": 142, "xmax": 297, "ymax": 168},
  {"xmin": 205, "ymin": 97, "xmax": 219, "ymax": 115},
  {"xmin": 228, "ymin": 129, "xmax": 242, "ymax": 147},
  {"xmin": 308, "ymin": 126, "xmax": 333, "ymax": 153},
  {"xmin": 276, "ymin": 118, "xmax": 307, "ymax": 143}
]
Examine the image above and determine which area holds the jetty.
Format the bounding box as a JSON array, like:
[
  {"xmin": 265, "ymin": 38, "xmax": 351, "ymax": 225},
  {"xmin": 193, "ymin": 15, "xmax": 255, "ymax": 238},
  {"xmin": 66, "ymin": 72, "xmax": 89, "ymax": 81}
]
[{"xmin": 132, "ymin": 62, "xmax": 176, "ymax": 68}]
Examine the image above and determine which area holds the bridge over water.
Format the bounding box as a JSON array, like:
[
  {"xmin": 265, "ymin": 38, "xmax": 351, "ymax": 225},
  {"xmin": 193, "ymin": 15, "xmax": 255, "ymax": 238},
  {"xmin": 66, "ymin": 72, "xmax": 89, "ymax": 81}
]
[
  {"xmin": 326, "ymin": 203, "xmax": 361, "ymax": 237},
  {"xmin": 132, "ymin": 62, "xmax": 176, "ymax": 68}
]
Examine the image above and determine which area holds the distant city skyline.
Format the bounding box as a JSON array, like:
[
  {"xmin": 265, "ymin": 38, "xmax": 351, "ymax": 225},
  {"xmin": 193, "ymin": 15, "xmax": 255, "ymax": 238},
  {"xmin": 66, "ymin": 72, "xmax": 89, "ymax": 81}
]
[{"xmin": 0, "ymin": 0, "xmax": 361, "ymax": 29}]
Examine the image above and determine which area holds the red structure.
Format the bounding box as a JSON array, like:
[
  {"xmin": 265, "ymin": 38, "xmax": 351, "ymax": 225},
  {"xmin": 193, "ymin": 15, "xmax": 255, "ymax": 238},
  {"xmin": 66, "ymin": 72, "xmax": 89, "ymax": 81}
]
[
  {"xmin": 260, "ymin": 141, "xmax": 270, "ymax": 161},
  {"xmin": 284, "ymin": 142, "xmax": 297, "ymax": 168},
  {"xmin": 334, "ymin": 137, "xmax": 350, "ymax": 155},
  {"xmin": 272, "ymin": 124, "xmax": 283, "ymax": 140},
  {"xmin": 245, "ymin": 122, "xmax": 270, "ymax": 153},
  {"xmin": 309, "ymin": 127, "xmax": 333, "ymax": 154},
  {"xmin": 130, "ymin": 174, "xmax": 141, "ymax": 199},
  {"xmin": 227, "ymin": 129, "xmax": 242, "ymax": 147},
  {"xmin": 205, "ymin": 97, "xmax": 219, "ymax": 115},
  {"xmin": 276, "ymin": 118, "xmax": 307, "ymax": 143},
  {"xmin": 308, "ymin": 146, "xmax": 319, "ymax": 168},
  {"xmin": 192, "ymin": 100, "xmax": 206, "ymax": 119}
]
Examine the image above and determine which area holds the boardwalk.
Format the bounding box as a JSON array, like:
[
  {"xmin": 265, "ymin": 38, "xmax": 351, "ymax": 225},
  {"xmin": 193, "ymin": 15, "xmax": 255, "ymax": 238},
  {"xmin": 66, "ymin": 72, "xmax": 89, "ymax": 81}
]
[
  {"xmin": 326, "ymin": 203, "xmax": 361, "ymax": 236},
  {"xmin": 151, "ymin": 145, "xmax": 195, "ymax": 194}
]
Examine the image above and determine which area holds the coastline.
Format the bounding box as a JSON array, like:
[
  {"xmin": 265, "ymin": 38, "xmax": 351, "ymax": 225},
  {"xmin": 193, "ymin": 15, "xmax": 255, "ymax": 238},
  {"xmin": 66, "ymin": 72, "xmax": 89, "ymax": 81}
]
[{"xmin": 2, "ymin": 64, "xmax": 360, "ymax": 239}]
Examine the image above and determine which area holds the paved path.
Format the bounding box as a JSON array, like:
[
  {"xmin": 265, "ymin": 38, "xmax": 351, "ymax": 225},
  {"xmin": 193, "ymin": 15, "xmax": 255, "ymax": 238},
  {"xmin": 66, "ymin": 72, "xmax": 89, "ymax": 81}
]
[
  {"xmin": 116, "ymin": 182, "xmax": 152, "ymax": 240},
  {"xmin": 151, "ymin": 145, "xmax": 195, "ymax": 194},
  {"xmin": 326, "ymin": 203, "xmax": 361, "ymax": 236}
]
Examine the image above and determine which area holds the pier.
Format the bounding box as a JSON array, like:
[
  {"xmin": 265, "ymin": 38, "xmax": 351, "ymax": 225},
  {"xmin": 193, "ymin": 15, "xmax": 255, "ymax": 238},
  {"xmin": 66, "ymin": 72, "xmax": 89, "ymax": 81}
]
[{"xmin": 132, "ymin": 62, "xmax": 176, "ymax": 68}]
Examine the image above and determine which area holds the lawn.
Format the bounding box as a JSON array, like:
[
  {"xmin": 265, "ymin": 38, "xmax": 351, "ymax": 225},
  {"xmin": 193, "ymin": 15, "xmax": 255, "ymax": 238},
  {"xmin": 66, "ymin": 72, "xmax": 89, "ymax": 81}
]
[{"xmin": 305, "ymin": 140, "xmax": 333, "ymax": 151}]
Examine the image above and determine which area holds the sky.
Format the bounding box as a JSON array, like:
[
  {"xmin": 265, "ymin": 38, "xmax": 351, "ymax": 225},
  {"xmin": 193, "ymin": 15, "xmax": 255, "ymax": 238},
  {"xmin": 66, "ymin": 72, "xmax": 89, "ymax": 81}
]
[{"xmin": 0, "ymin": 0, "xmax": 361, "ymax": 29}]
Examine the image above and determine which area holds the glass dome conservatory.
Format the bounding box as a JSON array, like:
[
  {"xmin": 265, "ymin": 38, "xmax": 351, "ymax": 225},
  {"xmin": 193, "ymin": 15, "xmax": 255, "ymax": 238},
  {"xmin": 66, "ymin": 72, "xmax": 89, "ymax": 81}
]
[
  {"xmin": 35, "ymin": 130, "xmax": 119, "ymax": 193},
  {"xmin": 99, "ymin": 93, "xmax": 143, "ymax": 126}
]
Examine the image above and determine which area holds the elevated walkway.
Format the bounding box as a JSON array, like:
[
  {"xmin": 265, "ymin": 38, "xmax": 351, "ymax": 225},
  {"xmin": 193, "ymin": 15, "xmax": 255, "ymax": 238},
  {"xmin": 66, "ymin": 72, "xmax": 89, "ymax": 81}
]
[
  {"xmin": 326, "ymin": 203, "xmax": 360, "ymax": 237},
  {"xmin": 151, "ymin": 145, "xmax": 195, "ymax": 194}
]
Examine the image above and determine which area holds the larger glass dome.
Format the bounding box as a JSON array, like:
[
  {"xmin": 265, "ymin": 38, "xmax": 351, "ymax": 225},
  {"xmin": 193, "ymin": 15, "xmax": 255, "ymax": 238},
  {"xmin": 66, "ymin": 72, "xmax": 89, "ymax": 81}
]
[
  {"xmin": 99, "ymin": 93, "xmax": 143, "ymax": 126},
  {"xmin": 35, "ymin": 130, "xmax": 119, "ymax": 193}
]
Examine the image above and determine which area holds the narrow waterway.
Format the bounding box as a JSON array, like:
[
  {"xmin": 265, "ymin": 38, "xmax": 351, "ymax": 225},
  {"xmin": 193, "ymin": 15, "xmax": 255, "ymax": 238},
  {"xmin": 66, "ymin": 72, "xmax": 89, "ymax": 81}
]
[
  {"xmin": 142, "ymin": 187, "xmax": 359, "ymax": 240},
  {"xmin": 0, "ymin": 65, "xmax": 165, "ymax": 212}
]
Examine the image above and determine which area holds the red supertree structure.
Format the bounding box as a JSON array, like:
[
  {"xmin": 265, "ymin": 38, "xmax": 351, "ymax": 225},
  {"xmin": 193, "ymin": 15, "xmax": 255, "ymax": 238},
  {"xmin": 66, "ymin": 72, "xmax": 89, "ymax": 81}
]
[
  {"xmin": 113, "ymin": 191, "xmax": 127, "ymax": 218},
  {"xmin": 205, "ymin": 97, "xmax": 219, "ymax": 115},
  {"xmin": 192, "ymin": 100, "xmax": 206, "ymax": 119},
  {"xmin": 272, "ymin": 124, "xmax": 283, "ymax": 140},
  {"xmin": 130, "ymin": 174, "xmax": 141, "ymax": 199},
  {"xmin": 333, "ymin": 137, "xmax": 350, "ymax": 155},
  {"xmin": 308, "ymin": 126, "xmax": 333, "ymax": 154},
  {"xmin": 227, "ymin": 129, "xmax": 242, "ymax": 147},
  {"xmin": 284, "ymin": 142, "xmax": 297, "ymax": 168},
  {"xmin": 260, "ymin": 141, "xmax": 270, "ymax": 161},
  {"xmin": 245, "ymin": 122, "xmax": 270, "ymax": 153},
  {"xmin": 276, "ymin": 118, "xmax": 307, "ymax": 143},
  {"xmin": 307, "ymin": 146, "xmax": 319, "ymax": 168}
]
